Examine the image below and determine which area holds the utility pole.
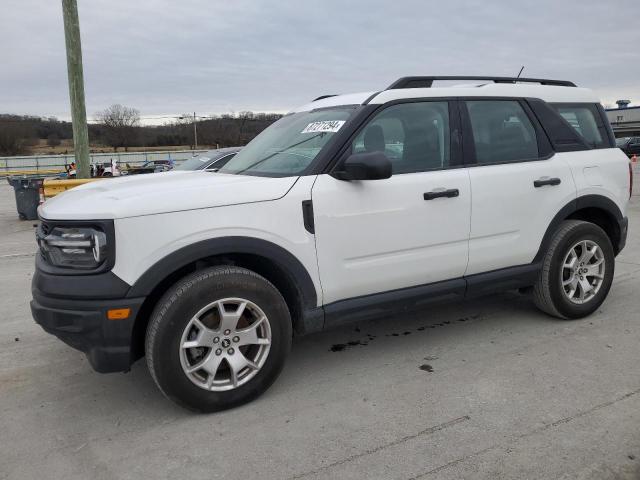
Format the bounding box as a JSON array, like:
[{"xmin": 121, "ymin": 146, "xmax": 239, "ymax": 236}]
[
  {"xmin": 62, "ymin": 0, "xmax": 90, "ymax": 178},
  {"xmin": 193, "ymin": 112, "xmax": 198, "ymax": 150}
]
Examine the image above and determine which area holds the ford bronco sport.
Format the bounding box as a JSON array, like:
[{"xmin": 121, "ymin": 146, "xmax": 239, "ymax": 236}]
[{"xmin": 31, "ymin": 76, "xmax": 631, "ymax": 412}]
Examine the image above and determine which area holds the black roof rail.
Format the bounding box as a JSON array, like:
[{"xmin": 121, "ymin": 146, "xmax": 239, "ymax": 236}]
[
  {"xmin": 387, "ymin": 76, "xmax": 577, "ymax": 89},
  {"xmin": 312, "ymin": 94, "xmax": 338, "ymax": 101}
]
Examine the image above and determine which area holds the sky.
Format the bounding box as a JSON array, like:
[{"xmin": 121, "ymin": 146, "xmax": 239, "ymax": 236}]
[{"xmin": 1, "ymin": 0, "xmax": 639, "ymax": 124}]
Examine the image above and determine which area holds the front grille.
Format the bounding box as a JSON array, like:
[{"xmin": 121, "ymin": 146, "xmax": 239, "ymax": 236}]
[{"xmin": 40, "ymin": 221, "xmax": 51, "ymax": 236}]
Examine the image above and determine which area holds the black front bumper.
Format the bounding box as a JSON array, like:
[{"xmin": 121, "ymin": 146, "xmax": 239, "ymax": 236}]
[{"xmin": 31, "ymin": 263, "xmax": 145, "ymax": 373}]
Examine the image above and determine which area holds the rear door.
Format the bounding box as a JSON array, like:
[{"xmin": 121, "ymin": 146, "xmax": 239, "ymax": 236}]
[{"xmin": 462, "ymin": 99, "xmax": 576, "ymax": 275}]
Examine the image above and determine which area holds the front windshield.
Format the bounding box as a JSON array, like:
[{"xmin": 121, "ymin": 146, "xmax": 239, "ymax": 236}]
[{"xmin": 219, "ymin": 107, "xmax": 356, "ymax": 177}]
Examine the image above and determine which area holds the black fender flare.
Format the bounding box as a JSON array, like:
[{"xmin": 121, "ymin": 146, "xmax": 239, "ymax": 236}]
[
  {"xmin": 125, "ymin": 236, "xmax": 318, "ymax": 310},
  {"xmin": 533, "ymin": 194, "xmax": 625, "ymax": 263}
]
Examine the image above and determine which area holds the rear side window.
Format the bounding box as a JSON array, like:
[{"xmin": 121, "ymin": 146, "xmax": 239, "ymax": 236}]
[
  {"xmin": 551, "ymin": 104, "xmax": 607, "ymax": 148},
  {"xmin": 465, "ymin": 100, "xmax": 539, "ymax": 164}
]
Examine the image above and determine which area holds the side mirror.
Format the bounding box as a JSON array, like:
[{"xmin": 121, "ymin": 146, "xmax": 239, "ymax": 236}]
[{"xmin": 332, "ymin": 152, "xmax": 392, "ymax": 181}]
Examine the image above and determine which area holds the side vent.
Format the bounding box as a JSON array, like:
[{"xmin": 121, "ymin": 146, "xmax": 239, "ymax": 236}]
[{"xmin": 302, "ymin": 200, "xmax": 315, "ymax": 234}]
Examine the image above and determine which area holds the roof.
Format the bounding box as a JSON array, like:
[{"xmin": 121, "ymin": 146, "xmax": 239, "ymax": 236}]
[
  {"xmin": 606, "ymin": 105, "xmax": 640, "ymax": 112},
  {"xmin": 294, "ymin": 82, "xmax": 599, "ymax": 112}
]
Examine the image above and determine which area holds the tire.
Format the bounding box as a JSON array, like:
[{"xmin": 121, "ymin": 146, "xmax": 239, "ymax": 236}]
[
  {"xmin": 145, "ymin": 266, "xmax": 292, "ymax": 412},
  {"xmin": 533, "ymin": 220, "xmax": 615, "ymax": 319}
]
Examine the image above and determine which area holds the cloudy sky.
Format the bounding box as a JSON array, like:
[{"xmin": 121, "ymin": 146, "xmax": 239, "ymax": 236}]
[{"xmin": 1, "ymin": 0, "xmax": 638, "ymax": 123}]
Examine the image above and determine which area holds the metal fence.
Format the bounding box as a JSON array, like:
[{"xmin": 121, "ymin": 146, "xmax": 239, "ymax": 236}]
[{"xmin": 0, "ymin": 150, "xmax": 208, "ymax": 173}]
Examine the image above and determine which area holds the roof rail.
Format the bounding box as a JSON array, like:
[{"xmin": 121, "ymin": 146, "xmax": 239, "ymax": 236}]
[
  {"xmin": 387, "ymin": 76, "xmax": 577, "ymax": 89},
  {"xmin": 312, "ymin": 94, "xmax": 338, "ymax": 101}
]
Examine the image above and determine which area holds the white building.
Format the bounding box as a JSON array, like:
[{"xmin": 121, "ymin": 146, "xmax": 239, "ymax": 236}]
[{"xmin": 605, "ymin": 100, "xmax": 640, "ymax": 138}]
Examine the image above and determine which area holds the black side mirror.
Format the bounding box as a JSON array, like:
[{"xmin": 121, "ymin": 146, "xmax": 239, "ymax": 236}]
[{"xmin": 332, "ymin": 152, "xmax": 392, "ymax": 181}]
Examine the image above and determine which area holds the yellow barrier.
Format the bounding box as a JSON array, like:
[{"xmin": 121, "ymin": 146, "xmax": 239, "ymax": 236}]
[
  {"xmin": 43, "ymin": 178, "xmax": 104, "ymax": 198},
  {"xmin": 1, "ymin": 169, "xmax": 64, "ymax": 177}
]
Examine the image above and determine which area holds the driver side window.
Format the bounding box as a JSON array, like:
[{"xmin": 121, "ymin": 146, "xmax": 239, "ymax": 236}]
[{"xmin": 352, "ymin": 102, "xmax": 451, "ymax": 174}]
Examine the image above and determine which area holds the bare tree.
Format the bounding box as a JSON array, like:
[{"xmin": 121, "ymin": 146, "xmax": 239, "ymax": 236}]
[
  {"xmin": 47, "ymin": 133, "xmax": 61, "ymax": 147},
  {"xmin": 0, "ymin": 120, "xmax": 33, "ymax": 156},
  {"xmin": 96, "ymin": 104, "xmax": 140, "ymax": 152}
]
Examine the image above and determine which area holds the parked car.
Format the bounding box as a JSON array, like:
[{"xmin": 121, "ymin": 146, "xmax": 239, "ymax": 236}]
[
  {"xmin": 32, "ymin": 76, "xmax": 630, "ymax": 412},
  {"xmin": 615, "ymin": 137, "xmax": 640, "ymax": 157},
  {"xmin": 65, "ymin": 159, "xmax": 120, "ymax": 178},
  {"xmin": 122, "ymin": 159, "xmax": 173, "ymax": 175},
  {"xmin": 174, "ymin": 147, "xmax": 241, "ymax": 171},
  {"xmin": 93, "ymin": 159, "xmax": 120, "ymax": 177}
]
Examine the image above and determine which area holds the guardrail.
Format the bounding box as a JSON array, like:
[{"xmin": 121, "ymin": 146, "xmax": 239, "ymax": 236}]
[
  {"xmin": 0, "ymin": 149, "xmax": 207, "ymax": 175},
  {"xmin": 43, "ymin": 178, "xmax": 104, "ymax": 198}
]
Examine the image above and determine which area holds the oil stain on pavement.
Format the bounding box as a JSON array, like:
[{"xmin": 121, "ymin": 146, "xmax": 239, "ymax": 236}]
[{"xmin": 328, "ymin": 314, "xmax": 481, "ymax": 352}]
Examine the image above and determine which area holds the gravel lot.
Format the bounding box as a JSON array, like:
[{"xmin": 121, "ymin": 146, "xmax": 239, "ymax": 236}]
[{"xmin": 1, "ymin": 179, "xmax": 639, "ymax": 479}]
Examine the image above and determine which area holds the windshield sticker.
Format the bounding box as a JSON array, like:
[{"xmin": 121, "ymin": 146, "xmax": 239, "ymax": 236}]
[{"xmin": 301, "ymin": 120, "xmax": 345, "ymax": 134}]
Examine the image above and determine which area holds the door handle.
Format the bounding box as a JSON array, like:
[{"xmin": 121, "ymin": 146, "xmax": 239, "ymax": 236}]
[
  {"xmin": 534, "ymin": 177, "xmax": 561, "ymax": 188},
  {"xmin": 423, "ymin": 188, "xmax": 459, "ymax": 200}
]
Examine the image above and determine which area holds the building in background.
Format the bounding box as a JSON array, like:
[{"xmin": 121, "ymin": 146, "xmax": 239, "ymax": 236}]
[{"xmin": 605, "ymin": 100, "xmax": 640, "ymax": 138}]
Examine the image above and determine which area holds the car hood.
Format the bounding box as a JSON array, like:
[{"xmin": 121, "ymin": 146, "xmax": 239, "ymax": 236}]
[{"xmin": 39, "ymin": 171, "xmax": 299, "ymax": 220}]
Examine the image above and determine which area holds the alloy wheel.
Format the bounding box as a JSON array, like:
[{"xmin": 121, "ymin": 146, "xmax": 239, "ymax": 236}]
[
  {"xmin": 179, "ymin": 298, "xmax": 271, "ymax": 391},
  {"xmin": 561, "ymin": 239, "xmax": 606, "ymax": 305}
]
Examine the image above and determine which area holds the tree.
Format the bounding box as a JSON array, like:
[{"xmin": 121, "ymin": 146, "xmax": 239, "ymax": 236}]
[
  {"xmin": 47, "ymin": 133, "xmax": 61, "ymax": 147},
  {"xmin": 96, "ymin": 104, "xmax": 140, "ymax": 152},
  {"xmin": 0, "ymin": 119, "xmax": 34, "ymax": 156}
]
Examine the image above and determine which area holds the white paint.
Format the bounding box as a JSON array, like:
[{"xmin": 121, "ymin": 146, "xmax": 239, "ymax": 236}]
[
  {"xmin": 39, "ymin": 171, "xmax": 298, "ymax": 220},
  {"xmin": 311, "ymin": 170, "xmax": 471, "ymax": 304},
  {"xmin": 112, "ymin": 176, "xmax": 324, "ymax": 304},
  {"xmin": 465, "ymin": 155, "xmax": 577, "ymax": 275},
  {"xmin": 565, "ymin": 148, "xmax": 630, "ymax": 216}
]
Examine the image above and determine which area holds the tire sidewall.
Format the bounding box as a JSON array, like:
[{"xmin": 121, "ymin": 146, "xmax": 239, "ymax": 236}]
[
  {"xmin": 148, "ymin": 268, "xmax": 292, "ymax": 412},
  {"xmin": 547, "ymin": 223, "xmax": 615, "ymax": 319}
]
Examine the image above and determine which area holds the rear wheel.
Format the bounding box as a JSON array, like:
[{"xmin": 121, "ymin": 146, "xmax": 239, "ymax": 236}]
[
  {"xmin": 145, "ymin": 266, "xmax": 292, "ymax": 412},
  {"xmin": 533, "ymin": 220, "xmax": 615, "ymax": 319}
]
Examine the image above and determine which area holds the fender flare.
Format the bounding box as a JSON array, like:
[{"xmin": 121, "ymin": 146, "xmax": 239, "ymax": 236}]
[
  {"xmin": 125, "ymin": 236, "xmax": 318, "ymax": 309},
  {"xmin": 533, "ymin": 194, "xmax": 624, "ymax": 263}
]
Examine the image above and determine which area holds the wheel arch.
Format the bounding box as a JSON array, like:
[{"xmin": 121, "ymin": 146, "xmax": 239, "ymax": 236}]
[
  {"xmin": 534, "ymin": 194, "xmax": 624, "ymax": 264},
  {"xmin": 127, "ymin": 237, "xmax": 322, "ymax": 362}
]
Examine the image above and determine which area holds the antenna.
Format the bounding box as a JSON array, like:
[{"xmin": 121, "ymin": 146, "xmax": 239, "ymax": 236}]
[{"xmin": 516, "ymin": 66, "xmax": 525, "ymax": 80}]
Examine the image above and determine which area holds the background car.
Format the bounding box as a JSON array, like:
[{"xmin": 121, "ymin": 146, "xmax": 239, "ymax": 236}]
[
  {"xmin": 122, "ymin": 159, "xmax": 173, "ymax": 175},
  {"xmin": 174, "ymin": 147, "xmax": 241, "ymax": 171},
  {"xmin": 615, "ymin": 137, "xmax": 640, "ymax": 157}
]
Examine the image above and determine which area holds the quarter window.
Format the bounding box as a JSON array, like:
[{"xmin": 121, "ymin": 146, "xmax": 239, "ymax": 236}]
[
  {"xmin": 352, "ymin": 102, "xmax": 450, "ymax": 174},
  {"xmin": 551, "ymin": 104, "xmax": 606, "ymax": 148},
  {"xmin": 465, "ymin": 100, "xmax": 539, "ymax": 164}
]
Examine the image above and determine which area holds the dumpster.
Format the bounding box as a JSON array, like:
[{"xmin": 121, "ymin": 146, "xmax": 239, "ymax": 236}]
[{"xmin": 7, "ymin": 176, "xmax": 45, "ymax": 220}]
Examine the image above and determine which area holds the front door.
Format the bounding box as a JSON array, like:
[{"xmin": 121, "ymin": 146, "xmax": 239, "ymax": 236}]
[{"xmin": 312, "ymin": 101, "xmax": 471, "ymax": 305}]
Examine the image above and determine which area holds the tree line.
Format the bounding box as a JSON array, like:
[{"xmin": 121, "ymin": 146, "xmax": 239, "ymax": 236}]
[{"xmin": 0, "ymin": 105, "xmax": 283, "ymax": 156}]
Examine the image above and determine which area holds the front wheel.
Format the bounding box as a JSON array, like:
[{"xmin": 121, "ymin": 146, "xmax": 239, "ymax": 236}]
[
  {"xmin": 145, "ymin": 266, "xmax": 292, "ymax": 412},
  {"xmin": 533, "ymin": 220, "xmax": 615, "ymax": 319}
]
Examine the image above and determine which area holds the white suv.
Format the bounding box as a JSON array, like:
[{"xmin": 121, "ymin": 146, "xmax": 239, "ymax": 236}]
[{"xmin": 31, "ymin": 76, "xmax": 631, "ymax": 412}]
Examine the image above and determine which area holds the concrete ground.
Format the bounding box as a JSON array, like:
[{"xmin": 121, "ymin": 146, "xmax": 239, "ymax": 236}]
[{"xmin": 1, "ymin": 179, "xmax": 639, "ymax": 480}]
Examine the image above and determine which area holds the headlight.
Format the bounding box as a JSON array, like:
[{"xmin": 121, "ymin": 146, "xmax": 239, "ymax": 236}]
[{"xmin": 38, "ymin": 226, "xmax": 108, "ymax": 269}]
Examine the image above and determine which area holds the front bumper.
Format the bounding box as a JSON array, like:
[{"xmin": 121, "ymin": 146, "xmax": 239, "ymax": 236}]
[{"xmin": 31, "ymin": 263, "xmax": 145, "ymax": 373}]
